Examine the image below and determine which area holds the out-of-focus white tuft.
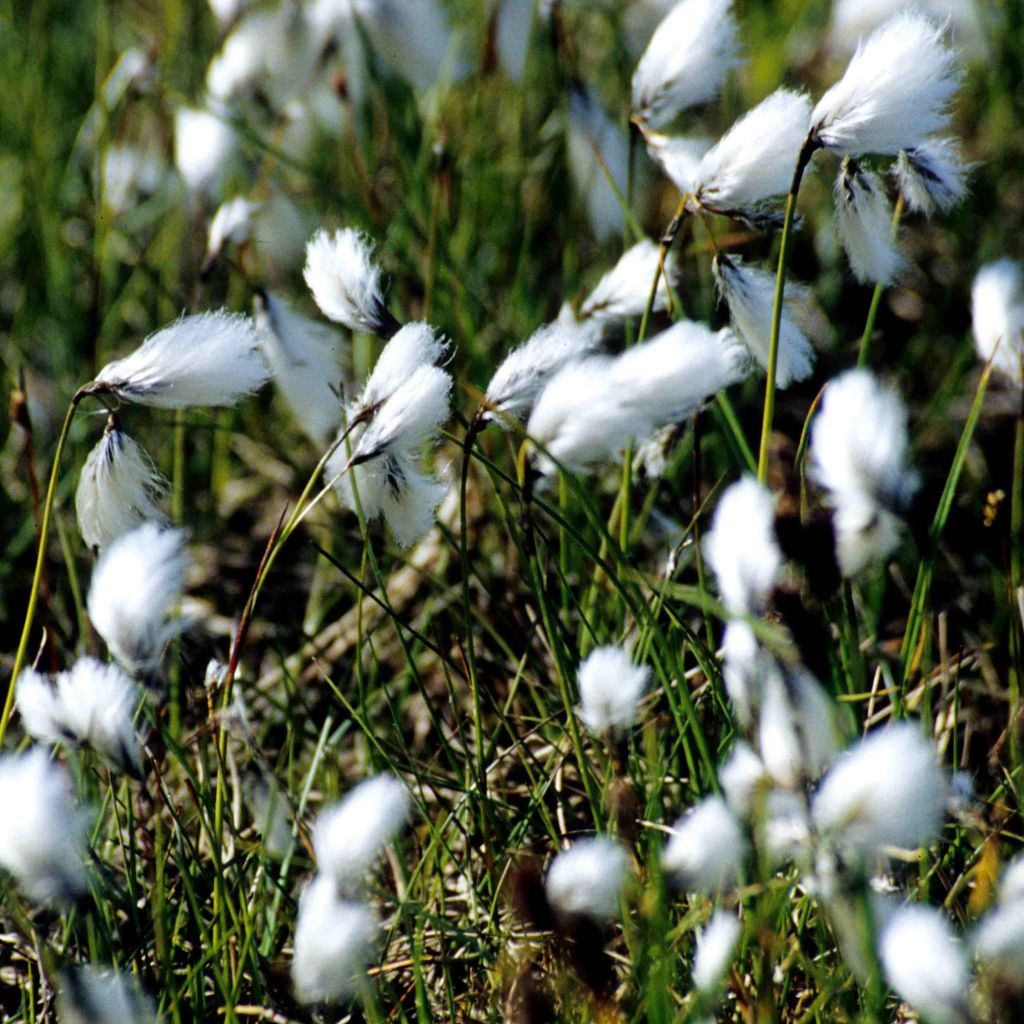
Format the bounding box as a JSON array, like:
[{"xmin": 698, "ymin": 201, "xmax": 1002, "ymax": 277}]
[
  {"xmin": 878, "ymin": 905, "xmax": 969, "ymax": 1024},
  {"xmin": 57, "ymin": 964, "xmax": 161, "ymax": 1024},
  {"xmin": 0, "ymin": 749, "xmax": 90, "ymax": 903},
  {"xmin": 174, "ymin": 105, "xmax": 239, "ymax": 197},
  {"xmin": 810, "ymin": 11, "xmax": 962, "ymax": 156},
  {"xmin": 87, "ymin": 523, "xmax": 189, "ymax": 678},
  {"xmin": 811, "ymin": 722, "xmax": 947, "ymax": 859},
  {"xmin": 255, "ymin": 291, "xmax": 346, "ymax": 445},
  {"xmin": 93, "ymin": 311, "xmax": 269, "ymax": 408},
  {"xmin": 567, "ymin": 89, "xmax": 631, "ymax": 242},
  {"xmin": 971, "ymin": 259, "xmax": 1024, "ymax": 387},
  {"xmin": 484, "ymin": 307, "xmax": 603, "ymax": 423},
  {"xmin": 579, "ymin": 240, "xmax": 679, "ymax": 324},
  {"xmin": 304, "ymin": 228, "xmax": 397, "ymax": 337},
  {"xmin": 17, "ymin": 658, "xmax": 143, "ymax": 775},
  {"xmin": 895, "ymin": 138, "xmax": 970, "ymax": 216},
  {"xmin": 720, "ymin": 620, "xmax": 769, "ymax": 727},
  {"xmin": 545, "ymin": 837, "xmax": 628, "ymax": 923},
  {"xmin": 974, "ymin": 899, "xmax": 1024, "ymax": 977},
  {"xmin": 100, "ymin": 145, "xmax": 166, "ymax": 215},
  {"xmin": 692, "ymin": 89, "xmax": 812, "ymax": 212},
  {"xmin": 831, "ymin": 492, "xmax": 904, "ymax": 578},
  {"xmin": 643, "ymin": 133, "xmax": 713, "ymax": 196},
  {"xmin": 576, "ymin": 645, "xmax": 650, "ymax": 736},
  {"xmin": 834, "ymin": 160, "xmax": 903, "ymax": 286},
  {"xmin": 692, "ymin": 910, "xmax": 742, "ymax": 996},
  {"xmin": 631, "ymin": 0, "xmax": 740, "ymax": 130},
  {"xmin": 292, "ymin": 875, "xmax": 377, "ymax": 1004},
  {"xmin": 662, "ymin": 796, "xmax": 746, "ymax": 893},
  {"xmin": 713, "ymin": 254, "xmax": 815, "ymax": 387},
  {"xmin": 704, "ymin": 476, "xmax": 781, "ymax": 616},
  {"xmin": 719, "ymin": 740, "xmax": 768, "ymax": 818},
  {"xmin": 205, "ymin": 196, "xmax": 258, "ymax": 265},
  {"xmin": 75, "ymin": 419, "xmax": 168, "ymax": 552},
  {"xmin": 313, "ymin": 774, "xmax": 410, "ymax": 894}
]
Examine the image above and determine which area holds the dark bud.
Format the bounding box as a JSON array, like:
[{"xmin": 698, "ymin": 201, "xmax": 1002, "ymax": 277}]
[
  {"xmin": 507, "ymin": 858, "xmax": 554, "ymax": 932},
  {"xmin": 505, "ymin": 967, "xmax": 555, "ymax": 1024}
]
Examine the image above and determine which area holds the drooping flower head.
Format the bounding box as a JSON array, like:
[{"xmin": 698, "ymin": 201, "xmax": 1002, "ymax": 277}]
[
  {"xmin": 834, "ymin": 158, "xmax": 903, "ymax": 286},
  {"xmin": 972, "ymin": 259, "xmax": 1024, "ymax": 387}
]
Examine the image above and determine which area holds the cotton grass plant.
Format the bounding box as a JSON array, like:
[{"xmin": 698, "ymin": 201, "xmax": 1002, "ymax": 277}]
[{"xmin": 2, "ymin": 2, "xmax": 1023, "ymax": 1023}]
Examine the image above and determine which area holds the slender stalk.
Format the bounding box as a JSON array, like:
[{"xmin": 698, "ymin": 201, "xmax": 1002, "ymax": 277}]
[
  {"xmin": 638, "ymin": 194, "xmax": 689, "ymax": 344},
  {"xmin": 1009, "ymin": 411, "xmax": 1023, "ymax": 761},
  {"xmin": 2, "ymin": 389, "xmax": 86, "ymax": 747},
  {"xmin": 758, "ymin": 134, "xmax": 818, "ymax": 484},
  {"xmin": 856, "ymin": 192, "xmax": 905, "ymax": 368}
]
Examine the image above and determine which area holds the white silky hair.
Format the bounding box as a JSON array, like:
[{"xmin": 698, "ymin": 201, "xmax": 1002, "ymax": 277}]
[
  {"xmin": 713, "ymin": 254, "xmax": 816, "ymax": 388},
  {"xmin": 643, "ymin": 132, "xmax": 712, "ymax": 196},
  {"xmin": 576, "ymin": 645, "xmax": 650, "ymax": 736},
  {"xmin": 631, "ymin": 0, "xmax": 740, "ymax": 130},
  {"xmin": 878, "ymin": 905, "xmax": 970, "ymax": 1024},
  {"xmin": 57, "ymin": 965, "xmax": 160, "ymax": 1024},
  {"xmin": 579, "ymin": 239, "xmax": 679, "ymax": 324},
  {"xmin": 173, "ymin": 105, "xmax": 238, "ymax": 197},
  {"xmin": 894, "ymin": 137, "xmax": 970, "ymax": 216},
  {"xmin": 693, "ymin": 89, "xmax": 812, "ymax": 211},
  {"xmin": 304, "ymin": 227, "xmax": 395, "ymax": 336},
  {"xmin": 0, "ymin": 748, "xmax": 90, "ymax": 904},
  {"xmin": 484, "ymin": 307, "xmax": 603, "ymax": 422},
  {"xmin": 692, "ymin": 910, "xmax": 742, "ymax": 996},
  {"xmin": 811, "ymin": 721, "xmax": 947, "ymax": 858},
  {"xmin": 834, "ymin": 160, "xmax": 903, "ymax": 286},
  {"xmin": 291, "ymin": 875, "xmax": 377, "ymax": 1004},
  {"xmin": 255, "ymin": 290, "xmax": 346, "ymax": 446},
  {"xmin": 971, "ymin": 259, "xmax": 1024, "ymax": 387},
  {"xmin": 17, "ymin": 658, "xmax": 143, "ymax": 775},
  {"xmin": 704, "ymin": 476, "xmax": 782, "ymax": 617},
  {"xmin": 75, "ymin": 421, "xmax": 168, "ymax": 553},
  {"xmin": 662, "ymin": 796, "xmax": 746, "ymax": 894},
  {"xmin": 93, "ymin": 311, "xmax": 269, "ymax": 409},
  {"xmin": 312, "ymin": 774, "xmax": 411, "ymax": 895},
  {"xmin": 87, "ymin": 523, "xmax": 189, "ymax": 678},
  {"xmin": 810, "ymin": 369, "xmax": 917, "ymax": 511},
  {"xmin": 360, "ymin": 322, "xmax": 449, "ymax": 412},
  {"xmin": 831, "ymin": 492, "xmax": 904, "ymax": 578},
  {"xmin": 545, "ymin": 837, "xmax": 628, "ymax": 923},
  {"xmin": 349, "ymin": 364, "xmax": 452, "ymax": 465},
  {"xmin": 810, "ymin": 10, "xmax": 962, "ymax": 156},
  {"xmin": 206, "ymin": 196, "xmax": 258, "ymax": 261}
]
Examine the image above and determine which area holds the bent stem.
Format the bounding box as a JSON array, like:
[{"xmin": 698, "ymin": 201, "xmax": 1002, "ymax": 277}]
[
  {"xmin": 856, "ymin": 192, "xmax": 905, "ymax": 368},
  {"xmin": 758, "ymin": 134, "xmax": 819, "ymax": 484},
  {"xmin": 2, "ymin": 387, "xmax": 87, "ymax": 747}
]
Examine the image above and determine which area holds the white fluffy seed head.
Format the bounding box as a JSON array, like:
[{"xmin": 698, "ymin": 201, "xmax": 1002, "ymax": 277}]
[
  {"xmin": 720, "ymin": 620, "xmax": 769, "ymax": 728},
  {"xmin": 631, "ymin": 0, "xmax": 740, "ymax": 130},
  {"xmin": 810, "ymin": 369, "xmax": 918, "ymax": 511},
  {"xmin": 18, "ymin": 659, "xmax": 143, "ymax": 775},
  {"xmin": 643, "ymin": 132, "xmax": 713, "ymax": 196},
  {"xmin": 974, "ymin": 901, "xmax": 1024, "ymax": 976},
  {"xmin": 895, "ymin": 138, "xmax": 970, "ymax": 216},
  {"xmin": 999, "ymin": 854, "xmax": 1024, "ymax": 904},
  {"xmin": 360, "ymin": 322, "xmax": 449, "ymax": 412},
  {"xmin": 75, "ymin": 420, "xmax": 168, "ymax": 553},
  {"xmin": 834, "ymin": 160, "xmax": 903, "ymax": 286},
  {"xmin": 313, "ymin": 774, "xmax": 411, "ymax": 894},
  {"xmin": 832, "ymin": 491, "xmax": 904, "ymax": 578},
  {"xmin": 484, "ymin": 308, "xmax": 603, "ymax": 422},
  {"xmin": 0, "ymin": 749, "xmax": 90, "ymax": 903},
  {"xmin": 87, "ymin": 523, "xmax": 188, "ymax": 678},
  {"xmin": 810, "ymin": 10, "xmax": 962, "ymax": 156},
  {"xmin": 349, "ymin": 365, "xmax": 452, "ymax": 465},
  {"xmin": 545, "ymin": 837, "xmax": 628, "ymax": 923},
  {"xmin": 971, "ymin": 259, "xmax": 1024, "ymax": 387},
  {"xmin": 576, "ymin": 646, "xmax": 650, "ymax": 736},
  {"xmin": 206, "ymin": 196, "xmax": 258, "ymax": 262},
  {"xmin": 93, "ymin": 311, "xmax": 269, "ymax": 408},
  {"xmin": 304, "ymin": 228, "xmax": 397, "ymax": 336},
  {"xmin": 719, "ymin": 740, "xmax": 768, "ymax": 819},
  {"xmin": 713, "ymin": 254, "xmax": 816, "ymax": 388},
  {"xmin": 704, "ymin": 476, "xmax": 782, "ymax": 616},
  {"xmin": 878, "ymin": 905, "xmax": 970, "ymax": 1024},
  {"xmin": 662, "ymin": 796, "xmax": 746, "ymax": 893},
  {"xmin": 174, "ymin": 105, "xmax": 238, "ymax": 196},
  {"xmin": 693, "ymin": 89, "xmax": 813, "ymax": 212},
  {"xmin": 254, "ymin": 291, "xmax": 346, "ymax": 446},
  {"xmin": 579, "ymin": 240, "xmax": 679, "ymax": 324},
  {"xmin": 811, "ymin": 722, "xmax": 947, "ymax": 859},
  {"xmin": 292, "ymin": 876, "xmax": 377, "ymax": 1004},
  {"xmin": 692, "ymin": 910, "xmax": 742, "ymax": 995},
  {"xmin": 57, "ymin": 965, "xmax": 160, "ymax": 1024}
]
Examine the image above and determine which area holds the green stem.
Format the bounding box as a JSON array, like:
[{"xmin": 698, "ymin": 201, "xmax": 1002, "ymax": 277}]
[
  {"xmin": 758, "ymin": 134, "xmax": 817, "ymax": 484},
  {"xmin": 2, "ymin": 389, "xmax": 85, "ymax": 747},
  {"xmin": 856, "ymin": 192, "xmax": 905, "ymax": 368}
]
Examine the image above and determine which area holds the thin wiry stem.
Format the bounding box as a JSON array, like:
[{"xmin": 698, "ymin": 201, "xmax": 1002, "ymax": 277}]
[
  {"xmin": 758, "ymin": 133, "xmax": 819, "ymax": 484},
  {"xmin": 857, "ymin": 191, "xmax": 905, "ymax": 368}
]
